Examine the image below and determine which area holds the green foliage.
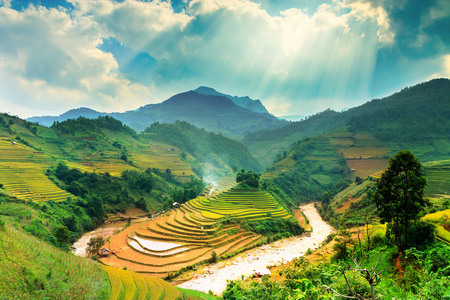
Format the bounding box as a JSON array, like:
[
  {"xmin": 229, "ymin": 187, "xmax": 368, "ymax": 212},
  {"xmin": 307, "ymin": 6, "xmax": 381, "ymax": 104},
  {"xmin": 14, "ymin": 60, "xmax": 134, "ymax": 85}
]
[
  {"xmin": 143, "ymin": 121, "xmax": 262, "ymax": 172},
  {"xmin": 243, "ymin": 217, "xmax": 304, "ymax": 238},
  {"xmin": 347, "ymin": 79, "xmax": 450, "ymax": 145},
  {"xmin": 374, "ymin": 150, "xmax": 429, "ymax": 250},
  {"xmin": 331, "ymin": 227, "xmax": 353, "ymax": 261},
  {"xmin": 52, "ymin": 116, "xmax": 136, "ymax": 137},
  {"xmin": 177, "ymin": 287, "xmax": 220, "ymax": 300},
  {"xmin": 210, "ymin": 250, "xmax": 219, "ymax": 263},
  {"xmin": 236, "ymin": 169, "xmax": 260, "ymax": 187},
  {"xmin": 0, "ymin": 194, "xmax": 92, "ymax": 246},
  {"xmin": 172, "ymin": 177, "xmax": 205, "ymax": 204},
  {"xmin": 86, "ymin": 236, "xmax": 106, "ymax": 257},
  {"xmin": 54, "ymin": 225, "xmax": 70, "ymax": 249},
  {"xmin": 407, "ymin": 220, "xmax": 436, "ymax": 249}
]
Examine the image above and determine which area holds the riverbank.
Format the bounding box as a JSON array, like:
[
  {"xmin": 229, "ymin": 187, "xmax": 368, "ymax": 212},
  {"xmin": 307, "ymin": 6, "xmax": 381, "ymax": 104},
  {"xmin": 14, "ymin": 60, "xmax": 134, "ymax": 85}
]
[{"xmin": 177, "ymin": 203, "xmax": 335, "ymax": 295}]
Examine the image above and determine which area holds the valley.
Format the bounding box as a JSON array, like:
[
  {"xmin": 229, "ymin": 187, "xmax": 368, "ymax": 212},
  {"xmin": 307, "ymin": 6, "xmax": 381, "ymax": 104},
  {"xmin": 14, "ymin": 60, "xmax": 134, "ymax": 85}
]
[{"xmin": 0, "ymin": 78, "xmax": 449, "ymax": 299}]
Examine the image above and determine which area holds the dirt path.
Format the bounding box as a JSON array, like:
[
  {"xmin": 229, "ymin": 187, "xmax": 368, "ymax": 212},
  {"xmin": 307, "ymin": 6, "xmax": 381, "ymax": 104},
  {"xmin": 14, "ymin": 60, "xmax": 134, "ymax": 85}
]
[{"xmin": 177, "ymin": 203, "xmax": 335, "ymax": 295}]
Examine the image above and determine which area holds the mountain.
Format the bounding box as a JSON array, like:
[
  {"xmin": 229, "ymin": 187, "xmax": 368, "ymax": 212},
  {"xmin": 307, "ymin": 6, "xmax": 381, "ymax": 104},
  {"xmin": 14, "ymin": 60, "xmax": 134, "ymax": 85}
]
[
  {"xmin": 194, "ymin": 86, "xmax": 270, "ymax": 114},
  {"xmin": 27, "ymin": 107, "xmax": 106, "ymax": 127},
  {"xmin": 28, "ymin": 89, "xmax": 287, "ymax": 140},
  {"xmin": 244, "ymin": 78, "xmax": 450, "ymax": 166}
]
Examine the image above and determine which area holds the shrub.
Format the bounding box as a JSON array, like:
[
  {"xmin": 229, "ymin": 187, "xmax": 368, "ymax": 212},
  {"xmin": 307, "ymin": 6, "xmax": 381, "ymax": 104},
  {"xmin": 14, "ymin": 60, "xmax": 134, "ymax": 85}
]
[{"xmin": 407, "ymin": 220, "xmax": 435, "ymax": 248}]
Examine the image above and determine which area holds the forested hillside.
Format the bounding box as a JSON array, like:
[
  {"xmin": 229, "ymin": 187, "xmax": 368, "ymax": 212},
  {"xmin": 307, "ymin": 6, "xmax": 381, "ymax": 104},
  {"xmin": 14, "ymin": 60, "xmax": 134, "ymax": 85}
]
[
  {"xmin": 143, "ymin": 121, "xmax": 263, "ymax": 175},
  {"xmin": 244, "ymin": 78, "xmax": 450, "ymax": 166}
]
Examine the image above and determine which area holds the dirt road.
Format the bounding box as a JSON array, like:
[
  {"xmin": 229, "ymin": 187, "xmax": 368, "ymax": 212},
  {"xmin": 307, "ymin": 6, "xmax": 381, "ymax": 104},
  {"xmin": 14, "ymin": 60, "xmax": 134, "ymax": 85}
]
[{"xmin": 177, "ymin": 203, "xmax": 335, "ymax": 295}]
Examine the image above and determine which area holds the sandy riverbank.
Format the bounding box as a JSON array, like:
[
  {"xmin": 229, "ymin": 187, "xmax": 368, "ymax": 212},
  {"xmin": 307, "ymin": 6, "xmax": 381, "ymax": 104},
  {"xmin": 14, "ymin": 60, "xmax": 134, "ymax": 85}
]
[{"xmin": 177, "ymin": 203, "xmax": 335, "ymax": 295}]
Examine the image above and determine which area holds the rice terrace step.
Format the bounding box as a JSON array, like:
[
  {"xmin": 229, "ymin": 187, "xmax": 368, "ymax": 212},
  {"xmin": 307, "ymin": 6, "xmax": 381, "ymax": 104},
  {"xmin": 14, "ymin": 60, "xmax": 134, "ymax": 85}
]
[{"xmin": 99, "ymin": 178, "xmax": 292, "ymax": 278}]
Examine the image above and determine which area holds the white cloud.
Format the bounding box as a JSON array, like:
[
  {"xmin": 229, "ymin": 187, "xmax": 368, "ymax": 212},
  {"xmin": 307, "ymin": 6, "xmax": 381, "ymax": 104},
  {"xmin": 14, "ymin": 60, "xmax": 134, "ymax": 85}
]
[
  {"xmin": 428, "ymin": 55, "xmax": 450, "ymax": 80},
  {"xmin": 0, "ymin": 0, "xmax": 11, "ymax": 8},
  {"xmin": 0, "ymin": 0, "xmax": 400, "ymax": 117},
  {"xmin": 0, "ymin": 5, "xmax": 151, "ymax": 117},
  {"xmin": 340, "ymin": 0, "xmax": 394, "ymax": 46}
]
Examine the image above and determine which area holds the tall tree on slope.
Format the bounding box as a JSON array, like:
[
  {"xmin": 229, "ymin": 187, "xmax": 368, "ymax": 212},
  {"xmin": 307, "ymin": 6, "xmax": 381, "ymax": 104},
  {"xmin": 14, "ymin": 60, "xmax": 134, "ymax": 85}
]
[{"xmin": 373, "ymin": 150, "xmax": 429, "ymax": 251}]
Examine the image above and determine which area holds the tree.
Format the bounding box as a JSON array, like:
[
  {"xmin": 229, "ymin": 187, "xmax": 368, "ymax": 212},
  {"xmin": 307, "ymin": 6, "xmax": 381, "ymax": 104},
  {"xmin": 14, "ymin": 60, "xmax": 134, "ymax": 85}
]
[
  {"xmin": 373, "ymin": 150, "xmax": 428, "ymax": 250},
  {"xmin": 54, "ymin": 225, "xmax": 70, "ymax": 248},
  {"xmin": 86, "ymin": 236, "xmax": 106, "ymax": 257}
]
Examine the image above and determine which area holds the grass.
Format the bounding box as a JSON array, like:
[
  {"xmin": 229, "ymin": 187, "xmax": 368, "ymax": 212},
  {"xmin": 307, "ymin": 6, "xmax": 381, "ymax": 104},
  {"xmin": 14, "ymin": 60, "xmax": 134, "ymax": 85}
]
[
  {"xmin": 177, "ymin": 287, "xmax": 219, "ymax": 299},
  {"xmin": 0, "ymin": 221, "xmax": 108, "ymax": 299}
]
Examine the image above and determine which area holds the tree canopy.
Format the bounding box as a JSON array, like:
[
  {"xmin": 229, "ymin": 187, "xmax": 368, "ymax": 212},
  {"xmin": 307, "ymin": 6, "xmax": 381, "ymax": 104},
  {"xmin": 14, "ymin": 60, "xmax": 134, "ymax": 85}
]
[{"xmin": 373, "ymin": 150, "xmax": 429, "ymax": 250}]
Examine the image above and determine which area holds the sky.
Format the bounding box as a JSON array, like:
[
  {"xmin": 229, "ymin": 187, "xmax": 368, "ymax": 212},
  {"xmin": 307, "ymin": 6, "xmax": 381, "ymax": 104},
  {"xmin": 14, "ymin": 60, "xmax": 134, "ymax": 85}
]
[{"xmin": 0, "ymin": 0, "xmax": 449, "ymax": 118}]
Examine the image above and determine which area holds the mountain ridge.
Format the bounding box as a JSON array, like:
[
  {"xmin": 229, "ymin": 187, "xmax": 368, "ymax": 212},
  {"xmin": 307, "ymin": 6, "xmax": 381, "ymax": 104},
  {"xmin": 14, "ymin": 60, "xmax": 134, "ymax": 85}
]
[{"xmin": 27, "ymin": 88, "xmax": 286, "ymax": 140}]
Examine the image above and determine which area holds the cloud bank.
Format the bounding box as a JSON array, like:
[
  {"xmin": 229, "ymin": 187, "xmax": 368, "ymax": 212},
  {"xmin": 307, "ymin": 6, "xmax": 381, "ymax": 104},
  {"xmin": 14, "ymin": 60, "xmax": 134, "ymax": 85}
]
[{"xmin": 0, "ymin": 0, "xmax": 448, "ymax": 117}]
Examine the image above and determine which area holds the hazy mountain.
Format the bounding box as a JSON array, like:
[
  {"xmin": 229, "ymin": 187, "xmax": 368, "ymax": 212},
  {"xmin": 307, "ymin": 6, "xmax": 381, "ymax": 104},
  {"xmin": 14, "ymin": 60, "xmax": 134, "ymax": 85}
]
[
  {"xmin": 27, "ymin": 107, "xmax": 106, "ymax": 127},
  {"xmin": 194, "ymin": 86, "xmax": 270, "ymax": 114},
  {"xmin": 28, "ymin": 89, "xmax": 287, "ymax": 140}
]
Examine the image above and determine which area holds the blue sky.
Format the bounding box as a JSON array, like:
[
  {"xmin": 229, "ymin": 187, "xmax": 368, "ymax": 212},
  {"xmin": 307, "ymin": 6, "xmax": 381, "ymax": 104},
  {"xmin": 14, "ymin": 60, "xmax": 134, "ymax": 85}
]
[{"xmin": 0, "ymin": 0, "xmax": 449, "ymax": 118}]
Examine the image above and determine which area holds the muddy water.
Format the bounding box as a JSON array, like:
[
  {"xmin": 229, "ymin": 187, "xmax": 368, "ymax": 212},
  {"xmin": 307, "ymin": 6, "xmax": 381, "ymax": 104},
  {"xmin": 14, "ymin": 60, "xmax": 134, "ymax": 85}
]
[
  {"xmin": 177, "ymin": 203, "xmax": 335, "ymax": 295},
  {"xmin": 72, "ymin": 224, "xmax": 125, "ymax": 257}
]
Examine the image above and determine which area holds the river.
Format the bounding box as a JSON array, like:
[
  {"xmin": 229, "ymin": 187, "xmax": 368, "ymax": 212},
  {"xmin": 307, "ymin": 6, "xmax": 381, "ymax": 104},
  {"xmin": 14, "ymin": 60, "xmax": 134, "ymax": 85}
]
[{"xmin": 177, "ymin": 203, "xmax": 335, "ymax": 295}]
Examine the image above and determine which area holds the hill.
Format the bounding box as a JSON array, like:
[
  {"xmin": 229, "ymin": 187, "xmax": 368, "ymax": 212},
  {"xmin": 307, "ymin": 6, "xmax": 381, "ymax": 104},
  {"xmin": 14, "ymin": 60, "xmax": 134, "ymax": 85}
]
[
  {"xmin": 0, "ymin": 114, "xmax": 263, "ymax": 248},
  {"xmin": 28, "ymin": 89, "xmax": 287, "ymax": 140},
  {"xmin": 143, "ymin": 121, "xmax": 263, "ymax": 175},
  {"xmin": 0, "ymin": 217, "xmax": 109, "ymax": 299},
  {"xmin": 244, "ymin": 78, "xmax": 450, "ymax": 166}
]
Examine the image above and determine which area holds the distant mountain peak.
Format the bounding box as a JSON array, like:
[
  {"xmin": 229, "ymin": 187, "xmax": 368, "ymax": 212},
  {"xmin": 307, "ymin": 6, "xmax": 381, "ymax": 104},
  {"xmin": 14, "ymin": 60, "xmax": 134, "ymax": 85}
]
[
  {"xmin": 194, "ymin": 86, "xmax": 270, "ymax": 114},
  {"xmin": 194, "ymin": 86, "xmax": 219, "ymax": 94}
]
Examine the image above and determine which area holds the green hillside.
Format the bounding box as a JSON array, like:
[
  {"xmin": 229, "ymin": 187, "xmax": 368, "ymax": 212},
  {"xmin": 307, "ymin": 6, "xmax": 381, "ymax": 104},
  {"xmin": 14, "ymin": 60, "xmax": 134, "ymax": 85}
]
[
  {"xmin": 143, "ymin": 121, "xmax": 263, "ymax": 174},
  {"xmin": 0, "ymin": 218, "xmax": 109, "ymax": 299},
  {"xmin": 244, "ymin": 78, "xmax": 450, "ymax": 166}
]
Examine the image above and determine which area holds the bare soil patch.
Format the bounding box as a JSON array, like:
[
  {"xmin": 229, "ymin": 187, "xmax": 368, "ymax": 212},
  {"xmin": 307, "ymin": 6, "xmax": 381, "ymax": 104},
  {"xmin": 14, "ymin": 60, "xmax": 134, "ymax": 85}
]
[{"xmin": 336, "ymin": 197, "xmax": 359, "ymax": 213}]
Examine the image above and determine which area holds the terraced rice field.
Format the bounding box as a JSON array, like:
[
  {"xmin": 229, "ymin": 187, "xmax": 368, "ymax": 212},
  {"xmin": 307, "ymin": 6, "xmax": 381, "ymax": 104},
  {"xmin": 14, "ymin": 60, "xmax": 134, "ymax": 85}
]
[
  {"xmin": 423, "ymin": 209, "xmax": 450, "ymax": 244},
  {"xmin": 261, "ymin": 157, "xmax": 295, "ymax": 179},
  {"xmin": 347, "ymin": 159, "xmax": 388, "ymax": 179},
  {"xmin": 190, "ymin": 189, "xmax": 291, "ymax": 221},
  {"xmin": 423, "ymin": 161, "xmax": 450, "ymax": 200},
  {"xmin": 202, "ymin": 175, "xmax": 236, "ymax": 197},
  {"xmin": 66, "ymin": 159, "xmax": 136, "ymax": 177},
  {"xmin": 130, "ymin": 144, "xmax": 195, "ymax": 177},
  {"xmin": 100, "ymin": 204, "xmax": 263, "ymax": 277},
  {"xmin": 100, "ymin": 179, "xmax": 279, "ymax": 277},
  {"xmin": 102, "ymin": 265, "xmax": 180, "ymax": 300},
  {"xmin": 0, "ymin": 138, "xmax": 74, "ymax": 202}
]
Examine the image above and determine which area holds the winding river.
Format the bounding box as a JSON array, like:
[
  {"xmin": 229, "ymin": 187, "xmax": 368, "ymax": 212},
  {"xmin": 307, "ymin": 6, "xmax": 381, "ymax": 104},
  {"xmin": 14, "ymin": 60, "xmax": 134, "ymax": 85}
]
[{"xmin": 177, "ymin": 203, "xmax": 335, "ymax": 295}]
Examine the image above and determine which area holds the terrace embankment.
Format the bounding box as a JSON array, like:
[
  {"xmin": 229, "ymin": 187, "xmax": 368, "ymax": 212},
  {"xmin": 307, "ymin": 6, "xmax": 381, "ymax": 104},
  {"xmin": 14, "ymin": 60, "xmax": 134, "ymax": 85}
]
[{"xmin": 177, "ymin": 202, "xmax": 335, "ymax": 295}]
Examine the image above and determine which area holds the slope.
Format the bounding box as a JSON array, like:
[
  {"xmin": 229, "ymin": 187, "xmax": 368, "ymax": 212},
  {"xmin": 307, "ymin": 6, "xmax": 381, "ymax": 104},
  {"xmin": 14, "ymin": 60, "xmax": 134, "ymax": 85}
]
[
  {"xmin": 0, "ymin": 219, "xmax": 109, "ymax": 299},
  {"xmin": 143, "ymin": 121, "xmax": 263, "ymax": 173},
  {"xmin": 244, "ymin": 78, "xmax": 450, "ymax": 166}
]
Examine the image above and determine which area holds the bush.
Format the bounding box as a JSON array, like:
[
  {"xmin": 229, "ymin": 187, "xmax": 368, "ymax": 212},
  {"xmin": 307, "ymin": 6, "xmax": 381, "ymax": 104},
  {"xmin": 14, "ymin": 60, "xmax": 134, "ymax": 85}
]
[{"xmin": 407, "ymin": 220, "xmax": 435, "ymax": 248}]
